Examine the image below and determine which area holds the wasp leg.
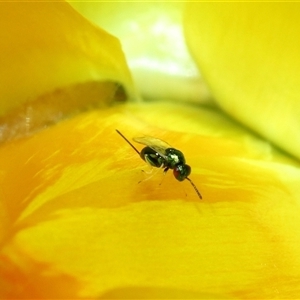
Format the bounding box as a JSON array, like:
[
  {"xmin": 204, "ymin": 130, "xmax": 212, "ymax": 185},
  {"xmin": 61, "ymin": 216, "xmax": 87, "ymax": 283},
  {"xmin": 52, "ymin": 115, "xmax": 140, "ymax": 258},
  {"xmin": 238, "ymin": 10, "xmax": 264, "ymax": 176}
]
[
  {"xmin": 138, "ymin": 166, "xmax": 161, "ymax": 184},
  {"xmin": 142, "ymin": 165, "xmax": 155, "ymax": 175},
  {"xmin": 158, "ymin": 167, "xmax": 169, "ymax": 186}
]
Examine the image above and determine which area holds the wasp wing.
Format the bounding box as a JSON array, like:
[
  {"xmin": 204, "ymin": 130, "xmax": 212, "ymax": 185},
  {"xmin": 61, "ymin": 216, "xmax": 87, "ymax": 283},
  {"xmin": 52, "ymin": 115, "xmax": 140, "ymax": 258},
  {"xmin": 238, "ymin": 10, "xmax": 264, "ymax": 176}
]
[{"xmin": 133, "ymin": 136, "xmax": 172, "ymax": 157}]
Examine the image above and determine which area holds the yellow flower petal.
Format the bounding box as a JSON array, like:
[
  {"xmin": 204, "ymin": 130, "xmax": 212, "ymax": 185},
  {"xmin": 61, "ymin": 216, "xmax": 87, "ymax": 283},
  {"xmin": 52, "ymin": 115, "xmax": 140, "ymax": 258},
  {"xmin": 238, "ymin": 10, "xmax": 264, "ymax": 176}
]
[
  {"xmin": 69, "ymin": 2, "xmax": 211, "ymax": 103},
  {"xmin": 0, "ymin": 0, "xmax": 135, "ymax": 142},
  {"xmin": 1, "ymin": 1, "xmax": 300, "ymax": 299},
  {"xmin": 1, "ymin": 102, "xmax": 300, "ymax": 298},
  {"xmin": 185, "ymin": 2, "xmax": 300, "ymax": 159}
]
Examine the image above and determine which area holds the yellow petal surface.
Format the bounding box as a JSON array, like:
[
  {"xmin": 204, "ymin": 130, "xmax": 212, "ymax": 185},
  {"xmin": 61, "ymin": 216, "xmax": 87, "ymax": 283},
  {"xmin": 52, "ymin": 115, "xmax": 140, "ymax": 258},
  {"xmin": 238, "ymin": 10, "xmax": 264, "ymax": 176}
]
[
  {"xmin": 184, "ymin": 2, "xmax": 300, "ymax": 160},
  {"xmin": 1, "ymin": 102, "xmax": 300, "ymax": 299},
  {"xmin": 69, "ymin": 2, "xmax": 211, "ymax": 103},
  {"xmin": 0, "ymin": 0, "xmax": 135, "ymax": 142},
  {"xmin": 2, "ymin": 1, "xmax": 300, "ymax": 299}
]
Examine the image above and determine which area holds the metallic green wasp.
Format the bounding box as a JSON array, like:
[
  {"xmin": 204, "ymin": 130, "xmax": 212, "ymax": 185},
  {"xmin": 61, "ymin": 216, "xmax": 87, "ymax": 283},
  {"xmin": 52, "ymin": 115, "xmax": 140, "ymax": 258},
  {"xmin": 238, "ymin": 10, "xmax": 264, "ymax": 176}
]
[{"xmin": 116, "ymin": 130, "xmax": 202, "ymax": 200}]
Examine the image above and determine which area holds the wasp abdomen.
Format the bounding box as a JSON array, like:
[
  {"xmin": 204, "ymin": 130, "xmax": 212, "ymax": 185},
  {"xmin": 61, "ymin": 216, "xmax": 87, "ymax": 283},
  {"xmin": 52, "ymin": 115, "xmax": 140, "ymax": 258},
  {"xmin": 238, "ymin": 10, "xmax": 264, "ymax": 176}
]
[{"xmin": 141, "ymin": 147, "xmax": 165, "ymax": 168}]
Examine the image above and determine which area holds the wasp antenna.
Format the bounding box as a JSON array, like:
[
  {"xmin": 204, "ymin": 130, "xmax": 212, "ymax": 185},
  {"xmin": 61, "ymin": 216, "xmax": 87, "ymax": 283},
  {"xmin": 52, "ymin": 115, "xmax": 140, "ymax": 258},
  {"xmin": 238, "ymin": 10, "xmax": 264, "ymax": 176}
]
[
  {"xmin": 116, "ymin": 129, "xmax": 140, "ymax": 155},
  {"xmin": 186, "ymin": 177, "xmax": 202, "ymax": 200}
]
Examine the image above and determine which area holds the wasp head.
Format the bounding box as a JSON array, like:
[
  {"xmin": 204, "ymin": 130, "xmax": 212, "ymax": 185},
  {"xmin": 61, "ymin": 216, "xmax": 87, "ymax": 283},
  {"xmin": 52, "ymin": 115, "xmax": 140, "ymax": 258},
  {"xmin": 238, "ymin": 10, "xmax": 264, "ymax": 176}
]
[{"xmin": 173, "ymin": 164, "xmax": 191, "ymax": 181}]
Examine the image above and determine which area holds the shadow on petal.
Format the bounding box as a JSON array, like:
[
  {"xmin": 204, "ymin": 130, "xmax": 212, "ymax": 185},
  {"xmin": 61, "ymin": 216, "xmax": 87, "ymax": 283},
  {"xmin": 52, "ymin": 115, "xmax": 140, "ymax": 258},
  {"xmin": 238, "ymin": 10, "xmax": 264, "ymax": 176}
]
[{"xmin": 99, "ymin": 286, "xmax": 234, "ymax": 299}]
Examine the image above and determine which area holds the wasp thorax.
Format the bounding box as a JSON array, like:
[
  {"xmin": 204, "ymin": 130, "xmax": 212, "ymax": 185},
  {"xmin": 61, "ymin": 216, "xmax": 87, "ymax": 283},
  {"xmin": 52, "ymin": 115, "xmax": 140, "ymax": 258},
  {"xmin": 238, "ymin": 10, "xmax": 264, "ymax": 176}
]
[
  {"xmin": 165, "ymin": 148, "xmax": 186, "ymax": 168},
  {"xmin": 173, "ymin": 164, "xmax": 191, "ymax": 181}
]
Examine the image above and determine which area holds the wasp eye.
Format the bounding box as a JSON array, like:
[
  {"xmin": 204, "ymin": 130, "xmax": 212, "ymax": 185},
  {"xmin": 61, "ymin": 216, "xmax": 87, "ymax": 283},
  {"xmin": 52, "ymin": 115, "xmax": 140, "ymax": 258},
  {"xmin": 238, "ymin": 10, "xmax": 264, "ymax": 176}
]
[{"xmin": 173, "ymin": 164, "xmax": 191, "ymax": 181}]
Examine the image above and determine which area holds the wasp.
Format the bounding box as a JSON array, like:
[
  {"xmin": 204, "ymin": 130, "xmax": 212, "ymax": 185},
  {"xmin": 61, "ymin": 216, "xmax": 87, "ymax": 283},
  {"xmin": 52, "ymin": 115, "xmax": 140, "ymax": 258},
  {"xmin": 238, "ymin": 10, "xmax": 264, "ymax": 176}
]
[{"xmin": 116, "ymin": 129, "xmax": 202, "ymax": 200}]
